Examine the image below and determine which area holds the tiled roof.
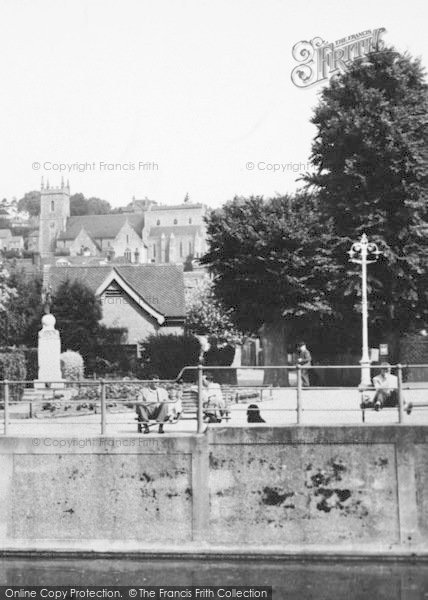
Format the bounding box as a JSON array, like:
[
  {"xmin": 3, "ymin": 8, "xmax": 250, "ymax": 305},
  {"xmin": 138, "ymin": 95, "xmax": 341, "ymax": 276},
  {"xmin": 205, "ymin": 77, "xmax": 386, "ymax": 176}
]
[
  {"xmin": 47, "ymin": 264, "xmax": 185, "ymax": 317},
  {"xmin": 148, "ymin": 225, "xmax": 202, "ymax": 237},
  {"xmin": 57, "ymin": 214, "xmax": 145, "ymax": 241}
]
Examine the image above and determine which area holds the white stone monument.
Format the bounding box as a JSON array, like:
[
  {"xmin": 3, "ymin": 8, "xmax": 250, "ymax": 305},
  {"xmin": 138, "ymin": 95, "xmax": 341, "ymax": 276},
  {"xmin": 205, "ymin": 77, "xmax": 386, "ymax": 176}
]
[{"xmin": 35, "ymin": 312, "xmax": 64, "ymax": 389}]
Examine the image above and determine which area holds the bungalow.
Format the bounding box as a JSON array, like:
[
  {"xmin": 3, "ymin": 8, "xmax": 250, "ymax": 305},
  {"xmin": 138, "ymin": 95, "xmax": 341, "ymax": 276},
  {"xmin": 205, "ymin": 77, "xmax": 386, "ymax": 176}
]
[{"xmin": 45, "ymin": 263, "xmax": 186, "ymax": 353}]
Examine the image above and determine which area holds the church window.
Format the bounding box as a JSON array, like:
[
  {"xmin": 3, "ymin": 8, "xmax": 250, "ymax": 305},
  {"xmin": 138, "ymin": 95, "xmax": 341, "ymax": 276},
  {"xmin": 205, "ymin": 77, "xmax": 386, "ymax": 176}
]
[
  {"xmin": 126, "ymin": 234, "xmax": 129, "ymax": 244},
  {"xmin": 124, "ymin": 248, "xmax": 132, "ymax": 262},
  {"xmin": 179, "ymin": 242, "xmax": 183, "ymax": 257},
  {"xmin": 189, "ymin": 218, "xmax": 192, "ymax": 224},
  {"xmin": 153, "ymin": 244, "xmax": 156, "ymax": 258},
  {"xmin": 189, "ymin": 241, "xmax": 192, "ymax": 255},
  {"xmin": 157, "ymin": 219, "xmax": 161, "ymax": 226},
  {"xmin": 174, "ymin": 219, "xmax": 178, "ymax": 225},
  {"xmin": 51, "ymin": 200, "xmax": 55, "ymax": 212}
]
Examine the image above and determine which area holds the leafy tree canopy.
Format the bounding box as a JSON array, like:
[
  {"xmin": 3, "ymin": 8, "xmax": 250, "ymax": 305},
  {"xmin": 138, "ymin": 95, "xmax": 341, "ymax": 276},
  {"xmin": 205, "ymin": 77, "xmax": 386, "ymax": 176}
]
[
  {"xmin": 201, "ymin": 193, "xmax": 334, "ymax": 336},
  {"xmin": 305, "ymin": 48, "xmax": 428, "ymax": 342},
  {"xmin": 17, "ymin": 191, "xmax": 41, "ymax": 216},
  {"xmin": 70, "ymin": 193, "xmax": 112, "ymax": 216}
]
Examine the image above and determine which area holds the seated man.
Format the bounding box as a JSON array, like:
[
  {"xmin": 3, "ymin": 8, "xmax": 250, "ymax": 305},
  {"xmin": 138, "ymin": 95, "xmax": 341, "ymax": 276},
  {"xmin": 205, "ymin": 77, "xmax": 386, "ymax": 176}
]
[
  {"xmin": 372, "ymin": 363, "xmax": 398, "ymax": 411},
  {"xmin": 135, "ymin": 375, "xmax": 169, "ymax": 434}
]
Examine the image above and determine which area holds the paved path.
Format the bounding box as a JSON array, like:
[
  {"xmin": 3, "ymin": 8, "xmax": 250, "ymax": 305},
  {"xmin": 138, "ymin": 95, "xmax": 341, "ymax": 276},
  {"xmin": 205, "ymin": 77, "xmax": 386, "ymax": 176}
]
[{"xmin": 2, "ymin": 386, "xmax": 428, "ymax": 436}]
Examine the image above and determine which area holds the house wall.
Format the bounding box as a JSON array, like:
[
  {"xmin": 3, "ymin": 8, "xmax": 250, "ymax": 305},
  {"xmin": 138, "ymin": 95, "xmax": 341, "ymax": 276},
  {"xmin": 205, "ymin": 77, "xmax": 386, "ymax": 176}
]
[{"xmin": 100, "ymin": 291, "xmax": 159, "ymax": 344}]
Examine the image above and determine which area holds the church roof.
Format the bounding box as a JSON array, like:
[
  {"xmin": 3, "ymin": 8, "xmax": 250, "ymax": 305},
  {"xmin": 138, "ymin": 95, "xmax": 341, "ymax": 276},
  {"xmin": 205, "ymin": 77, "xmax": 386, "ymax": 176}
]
[
  {"xmin": 47, "ymin": 264, "xmax": 185, "ymax": 317},
  {"xmin": 148, "ymin": 203, "xmax": 203, "ymax": 211},
  {"xmin": 57, "ymin": 214, "xmax": 145, "ymax": 241}
]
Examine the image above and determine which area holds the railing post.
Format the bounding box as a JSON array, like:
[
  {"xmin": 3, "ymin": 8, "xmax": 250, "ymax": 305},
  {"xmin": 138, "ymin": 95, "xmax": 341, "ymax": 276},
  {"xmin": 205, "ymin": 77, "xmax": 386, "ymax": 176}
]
[
  {"xmin": 296, "ymin": 366, "xmax": 302, "ymax": 424},
  {"xmin": 197, "ymin": 364, "xmax": 204, "ymax": 434},
  {"xmin": 4, "ymin": 380, "xmax": 9, "ymax": 435},
  {"xmin": 100, "ymin": 380, "xmax": 107, "ymax": 435},
  {"xmin": 397, "ymin": 364, "xmax": 404, "ymax": 424}
]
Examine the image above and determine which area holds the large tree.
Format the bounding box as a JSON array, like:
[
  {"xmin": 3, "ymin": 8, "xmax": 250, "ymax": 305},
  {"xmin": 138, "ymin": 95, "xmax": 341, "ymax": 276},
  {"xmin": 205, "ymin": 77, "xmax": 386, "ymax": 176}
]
[
  {"xmin": 17, "ymin": 191, "xmax": 41, "ymax": 216},
  {"xmin": 51, "ymin": 280, "xmax": 103, "ymax": 361},
  {"xmin": 202, "ymin": 194, "xmax": 334, "ymax": 371},
  {"xmin": 305, "ymin": 48, "xmax": 428, "ymax": 356},
  {"xmin": 70, "ymin": 193, "xmax": 111, "ymax": 216},
  {"xmin": 0, "ymin": 267, "xmax": 43, "ymax": 346}
]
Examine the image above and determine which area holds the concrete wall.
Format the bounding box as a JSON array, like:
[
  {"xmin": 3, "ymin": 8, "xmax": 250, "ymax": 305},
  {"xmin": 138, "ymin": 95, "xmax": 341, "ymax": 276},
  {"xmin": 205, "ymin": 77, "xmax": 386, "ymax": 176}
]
[{"xmin": 0, "ymin": 426, "xmax": 427, "ymax": 556}]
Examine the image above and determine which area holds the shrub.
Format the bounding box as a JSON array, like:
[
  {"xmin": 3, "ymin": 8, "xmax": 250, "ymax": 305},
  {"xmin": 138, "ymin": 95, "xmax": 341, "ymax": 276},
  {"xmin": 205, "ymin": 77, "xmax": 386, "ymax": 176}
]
[
  {"xmin": 139, "ymin": 334, "xmax": 200, "ymax": 380},
  {"xmin": 22, "ymin": 347, "xmax": 38, "ymax": 381},
  {"xmin": 0, "ymin": 347, "xmax": 27, "ymax": 401},
  {"xmin": 60, "ymin": 350, "xmax": 84, "ymax": 381}
]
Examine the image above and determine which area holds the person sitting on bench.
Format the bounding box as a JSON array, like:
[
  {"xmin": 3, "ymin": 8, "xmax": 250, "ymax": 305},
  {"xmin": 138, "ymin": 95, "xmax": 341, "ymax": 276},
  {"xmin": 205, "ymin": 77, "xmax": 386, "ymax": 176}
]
[
  {"xmin": 136, "ymin": 375, "xmax": 169, "ymax": 434},
  {"xmin": 372, "ymin": 363, "xmax": 398, "ymax": 411},
  {"xmin": 167, "ymin": 383, "xmax": 183, "ymax": 422}
]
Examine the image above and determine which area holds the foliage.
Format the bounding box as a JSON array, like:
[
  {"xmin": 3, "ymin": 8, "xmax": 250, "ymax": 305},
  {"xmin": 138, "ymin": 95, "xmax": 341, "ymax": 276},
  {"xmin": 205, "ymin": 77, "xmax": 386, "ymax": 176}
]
[
  {"xmin": 60, "ymin": 350, "xmax": 84, "ymax": 380},
  {"xmin": 17, "ymin": 191, "xmax": 41, "ymax": 216},
  {"xmin": 304, "ymin": 48, "xmax": 428, "ymax": 350},
  {"xmin": 201, "ymin": 194, "xmax": 334, "ymax": 336},
  {"xmin": 51, "ymin": 279, "xmax": 103, "ymax": 362},
  {"xmin": 0, "ymin": 268, "xmax": 43, "ymax": 347},
  {"xmin": 0, "ymin": 348, "xmax": 27, "ymax": 401},
  {"xmin": 185, "ymin": 278, "xmax": 242, "ymax": 344},
  {"xmin": 70, "ymin": 193, "xmax": 111, "ymax": 216},
  {"xmin": 22, "ymin": 347, "xmax": 38, "ymax": 381},
  {"xmin": 0, "ymin": 262, "xmax": 17, "ymax": 313},
  {"xmin": 139, "ymin": 334, "xmax": 200, "ymax": 379}
]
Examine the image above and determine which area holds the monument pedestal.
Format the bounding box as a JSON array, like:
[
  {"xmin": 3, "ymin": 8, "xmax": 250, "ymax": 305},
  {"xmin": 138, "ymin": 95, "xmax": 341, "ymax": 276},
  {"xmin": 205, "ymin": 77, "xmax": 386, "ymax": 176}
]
[{"xmin": 35, "ymin": 313, "xmax": 65, "ymax": 389}]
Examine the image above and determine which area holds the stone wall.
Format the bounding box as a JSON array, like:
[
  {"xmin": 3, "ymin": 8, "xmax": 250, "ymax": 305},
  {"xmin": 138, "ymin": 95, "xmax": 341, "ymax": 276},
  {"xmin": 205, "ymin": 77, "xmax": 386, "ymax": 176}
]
[{"xmin": 0, "ymin": 426, "xmax": 427, "ymax": 556}]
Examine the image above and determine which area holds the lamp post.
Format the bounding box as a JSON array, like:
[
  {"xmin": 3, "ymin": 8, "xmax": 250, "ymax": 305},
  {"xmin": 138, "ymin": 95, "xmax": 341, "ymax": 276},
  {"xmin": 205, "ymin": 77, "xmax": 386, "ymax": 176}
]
[{"xmin": 348, "ymin": 233, "xmax": 382, "ymax": 387}]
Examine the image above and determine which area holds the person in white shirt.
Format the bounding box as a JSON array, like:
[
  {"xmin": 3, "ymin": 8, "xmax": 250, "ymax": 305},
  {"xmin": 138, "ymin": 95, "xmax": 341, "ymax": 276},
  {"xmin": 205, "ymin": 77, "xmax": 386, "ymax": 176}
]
[
  {"xmin": 136, "ymin": 375, "xmax": 169, "ymax": 434},
  {"xmin": 372, "ymin": 363, "xmax": 398, "ymax": 410}
]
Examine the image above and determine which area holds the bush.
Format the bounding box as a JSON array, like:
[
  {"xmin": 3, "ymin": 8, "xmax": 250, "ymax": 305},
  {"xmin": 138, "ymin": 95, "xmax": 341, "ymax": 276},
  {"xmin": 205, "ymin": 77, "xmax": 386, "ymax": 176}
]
[
  {"xmin": 139, "ymin": 334, "xmax": 200, "ymax": 380},
  {"xmin": 60, "ymin": 350, "xmax": 84, "ymax": 380},
  {"xmin": 0, "ymin": 347, "xmax": 27, "ymax": 401},
  {"xmin": 22, "ymin": 347, "xmax": 38, "ymax": 381}
]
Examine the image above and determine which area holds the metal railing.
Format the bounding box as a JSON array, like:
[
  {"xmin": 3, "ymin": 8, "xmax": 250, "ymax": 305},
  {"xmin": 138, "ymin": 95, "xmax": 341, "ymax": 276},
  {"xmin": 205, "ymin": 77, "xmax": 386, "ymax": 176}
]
[{"xmin": 1, "ymin": 364, "xmax": 428, "ymax": 435}]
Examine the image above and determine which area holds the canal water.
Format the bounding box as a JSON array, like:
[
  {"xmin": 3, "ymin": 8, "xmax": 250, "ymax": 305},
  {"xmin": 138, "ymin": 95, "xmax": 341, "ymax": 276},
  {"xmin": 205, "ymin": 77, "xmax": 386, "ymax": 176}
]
[{"xmin": 0, "ymin": 558, "xmax": 427, "ymax": 599}]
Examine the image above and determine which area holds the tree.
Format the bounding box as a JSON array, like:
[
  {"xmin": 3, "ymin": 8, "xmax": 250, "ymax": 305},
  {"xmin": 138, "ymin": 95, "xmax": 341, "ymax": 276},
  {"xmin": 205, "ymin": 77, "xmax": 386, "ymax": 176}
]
[
  {"xmin": 305, "ymin": 48, "xmax": 428, "ymax": 356},
  {"xmin": 1, "ymin": 268, "xmax": 43, "ymax": 346},
  {"xmin": 202, "ymin": 194, "xmax": 333, "ymax": 371},
  {"xmin": 51, "ymin": 280, "xmax": 103, "ymax": 360},
  {"xmin": 17, "ymin": 191, "xmax": 41, "ymax": 216},
  {"xmin": 70, "ymin": 193, "xmax": 111, "ymax": 216},
  {"xmin": 185, "ymin": 279, "xmax": 242, "ymax": 345}
]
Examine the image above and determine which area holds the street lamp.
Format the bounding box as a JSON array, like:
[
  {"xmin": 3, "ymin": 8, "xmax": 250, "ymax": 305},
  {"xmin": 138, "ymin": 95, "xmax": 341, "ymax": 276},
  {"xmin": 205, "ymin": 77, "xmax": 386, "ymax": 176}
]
[{"xmin": 348, "ymin": 233, "xmax": 382, "ymax": 386}]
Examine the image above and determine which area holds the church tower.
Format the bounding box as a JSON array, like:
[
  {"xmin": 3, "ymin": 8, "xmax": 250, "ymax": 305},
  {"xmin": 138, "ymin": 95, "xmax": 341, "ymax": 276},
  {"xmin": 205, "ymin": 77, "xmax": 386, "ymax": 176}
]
[{"xmin": 38, "ymin": 177, "xmax": 70, "ymax": 257}]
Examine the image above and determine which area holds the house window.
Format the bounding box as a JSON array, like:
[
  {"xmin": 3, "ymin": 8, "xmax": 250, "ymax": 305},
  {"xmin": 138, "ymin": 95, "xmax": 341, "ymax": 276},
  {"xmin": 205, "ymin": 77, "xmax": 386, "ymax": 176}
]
[
  {"xmin": 126, "ymin": 234, "xmax": 129, "ymax": 244},
  {"xmin": 156, "ymin": 219, "xmax": 161, "ymax": 226},
  {"xmin": 51, "ymin": 200, "xmax": 55, "ymax": 212},
  {"xmin": 179, "ymin": 242, "xmax": 183, "ymax": 257},
  {"xmin": 188, "ymin": 241, "xmax": 192, "ymax": 255},
  {"xmin": 153, "ymin": 244, "xmax": 156, "ymax": 258},
  {"xmin": 174, "ymin": 219, "xmax": 178, "ymax": 225},
  {"xmin": 189, "ymin": 218, "xmax": 192, "ymax": 224}
]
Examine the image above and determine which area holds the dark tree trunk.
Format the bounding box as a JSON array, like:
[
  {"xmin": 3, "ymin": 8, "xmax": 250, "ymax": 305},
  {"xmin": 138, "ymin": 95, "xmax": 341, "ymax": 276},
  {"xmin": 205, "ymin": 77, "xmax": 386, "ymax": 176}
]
[{"xmin": 259, "ymin": 320, "xmax": 291, "ymax": 386}]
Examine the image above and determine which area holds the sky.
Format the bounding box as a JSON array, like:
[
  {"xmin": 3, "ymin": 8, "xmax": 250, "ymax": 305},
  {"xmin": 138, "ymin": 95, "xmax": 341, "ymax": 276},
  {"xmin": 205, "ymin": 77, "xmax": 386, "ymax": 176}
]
[{"xmin": 0, "ymin": 0, "xmax": 427, "ymax": 208}]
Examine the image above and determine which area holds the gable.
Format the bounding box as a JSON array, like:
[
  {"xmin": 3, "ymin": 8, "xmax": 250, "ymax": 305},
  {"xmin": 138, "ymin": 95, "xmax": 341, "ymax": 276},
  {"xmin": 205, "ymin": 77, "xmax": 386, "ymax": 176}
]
[{"xmin": 47, "ymin": 264, "xmax": 185, "ymax": 318}]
